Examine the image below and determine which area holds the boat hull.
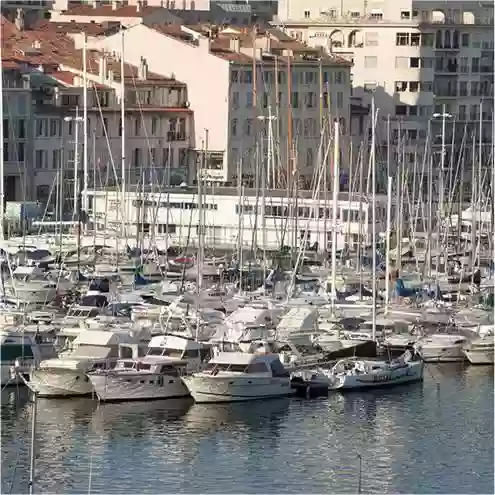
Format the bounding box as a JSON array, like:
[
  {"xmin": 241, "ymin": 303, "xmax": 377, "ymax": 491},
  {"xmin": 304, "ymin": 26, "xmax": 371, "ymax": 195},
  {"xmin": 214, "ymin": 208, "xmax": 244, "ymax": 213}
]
[
  {"xmin": 88, "ymin": 372, "xmax": 190, "ymax": 402},
  {"xmin": 464, "ymin": 350, "xmax": 494, "ymax": 365},
  {"xmin": 330, "ymin": 362, "xmax": 424, "ymax": 390},
  {"xmin": 416, "ymin": 346, "xmax": 466, "ymax": 363},
  {"xmin": 185, "ymin": 376, "xmax": 292, "ymax": 403},
  {"xmin": 30, "ymin": 369, "xmax": 93, "ymax": 397}
]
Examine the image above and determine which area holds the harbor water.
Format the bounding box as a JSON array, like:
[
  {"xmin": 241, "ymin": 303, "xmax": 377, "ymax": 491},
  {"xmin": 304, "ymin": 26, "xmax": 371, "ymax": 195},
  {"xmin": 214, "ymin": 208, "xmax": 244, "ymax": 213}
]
[{"xmin": 1, "ymin": 365, "xmax": 493, "ymax": 494}]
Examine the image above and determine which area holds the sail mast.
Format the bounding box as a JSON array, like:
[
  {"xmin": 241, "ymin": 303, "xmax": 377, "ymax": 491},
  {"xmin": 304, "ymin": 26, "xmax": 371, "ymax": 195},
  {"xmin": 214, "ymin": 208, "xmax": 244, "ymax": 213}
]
[{"xmin": 82, "ymin": 31, "xmax": 88, "ymax": 230}]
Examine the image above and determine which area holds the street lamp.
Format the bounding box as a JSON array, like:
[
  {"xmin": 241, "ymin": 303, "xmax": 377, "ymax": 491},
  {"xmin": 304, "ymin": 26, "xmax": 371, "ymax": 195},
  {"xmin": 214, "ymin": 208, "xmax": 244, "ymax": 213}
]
[{"xmin": 64, "ymin": 110, "xmax": 84, "ymax": 212}]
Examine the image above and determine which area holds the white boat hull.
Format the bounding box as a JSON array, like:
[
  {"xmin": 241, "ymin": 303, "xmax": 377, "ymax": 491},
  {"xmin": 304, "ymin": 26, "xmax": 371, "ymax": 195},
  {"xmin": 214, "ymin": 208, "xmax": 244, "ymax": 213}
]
[
  {"xmin": 464, "ymin": 350, "xmax": 494, "ymax": 365},
  {"xmin": 330, "ymin": 362, "xmax": 424, "ymax": 390},
  {"xmin": 30, "ymin": 369, "xmax": 94, "ymax": 397},
  {"xmin": 88, "ymin": 372, "xmax": 190, "ymax": 402},
  {"xmin": 185, "ymin": 376, "xmax": 292, "ymax": 403},
  {"xmin": 416, "ymin": 345, "xmax": 466, "ymax": 362}
]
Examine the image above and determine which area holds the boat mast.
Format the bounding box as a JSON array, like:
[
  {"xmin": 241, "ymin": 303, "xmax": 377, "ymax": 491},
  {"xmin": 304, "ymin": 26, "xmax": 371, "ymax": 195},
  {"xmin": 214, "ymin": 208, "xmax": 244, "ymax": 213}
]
[
  {"xmin": 330, "ymin": 120, "xmax": 340, "ymax": 304},
  {"xmin": 82, "ymin": 31, "xmax": 88, "ymax": 232},
  {"xmin": 120, "ymin": 27, "xmax": 126, "ymax": 252},
  {"xmin": 0, "ymin": 54, "xmax": 4, "ymax": 240},
  {"xmin": 371, "ymin": 97, "xmax": 377, "ymax": 342},
  {"xmin": 385, "ymin": 176, "xmax": 393, "ymax": 313},
  {"xmin": 28, "ymin": 390, "xmax": 38, "ymax": 495}
]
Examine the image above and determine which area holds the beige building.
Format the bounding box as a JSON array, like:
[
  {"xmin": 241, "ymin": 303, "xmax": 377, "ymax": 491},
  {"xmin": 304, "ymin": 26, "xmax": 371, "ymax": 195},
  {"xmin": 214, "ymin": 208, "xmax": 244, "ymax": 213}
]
[
  {"xmin": 276, "ymin": 0, "xmax": 494, "ymax": 187},
  {"xmin": 2, "ymin": 16, "xmax": 194, "ymax": 206},
  {"xmin": 83, "ymin": 23, "xmax": 352, "ymax": 185}
]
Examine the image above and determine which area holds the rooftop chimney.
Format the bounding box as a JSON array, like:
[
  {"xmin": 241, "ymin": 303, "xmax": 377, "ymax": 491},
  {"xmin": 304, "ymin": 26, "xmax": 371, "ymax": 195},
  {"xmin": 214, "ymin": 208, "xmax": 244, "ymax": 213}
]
[
  {"xmin": 98, "ymin": 54, "xmax": 108, "ymax": 83},
  {"xmin": 136, "ymin": 0, "xmax": 142, "ymax": 12},
  {"xmin": 14, "ymin": 8, "xmax": 25, "ymax": 31},
  {"xmin": 138, "ymin": 56, "xmax": 148, "ymax": 80},
  {"xmin": 229, "ymin": 37, "xmax": 241, "ymax": 53}
]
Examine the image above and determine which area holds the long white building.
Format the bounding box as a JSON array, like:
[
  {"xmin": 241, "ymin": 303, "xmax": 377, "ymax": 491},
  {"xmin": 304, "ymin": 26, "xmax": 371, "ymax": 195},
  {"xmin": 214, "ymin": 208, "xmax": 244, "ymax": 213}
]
[{"xmin": 87, "ymin": 187, "xmax": 385, "ymax": 251}]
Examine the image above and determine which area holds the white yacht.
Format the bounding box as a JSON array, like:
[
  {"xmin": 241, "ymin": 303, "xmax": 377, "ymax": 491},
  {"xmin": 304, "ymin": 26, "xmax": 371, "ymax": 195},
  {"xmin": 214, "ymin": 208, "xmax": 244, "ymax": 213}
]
[
  {"xmin": 322, "ymin": 351, "xmax": 423, "ymax": 390},
  {"xmin": 463, "ymin": 335, "xmax": 494, "ymax": 365},
  {"xmin": 184, "ymin": 351, "xmax": 292, "ymax": 403},
  {"xmin": 3, "ymin": 266, "xmax": 71, "ymax": 305},
  {"xmin": 413, "ymin": 334, "xmax": 468, "ymax": 362},
  {"xmin": 87, "ymin": 334, "xmax": 206, "ymax": 402},
  {"xmin": 30, "ymin": 328, "xmax": 150, "ymax": 397}
]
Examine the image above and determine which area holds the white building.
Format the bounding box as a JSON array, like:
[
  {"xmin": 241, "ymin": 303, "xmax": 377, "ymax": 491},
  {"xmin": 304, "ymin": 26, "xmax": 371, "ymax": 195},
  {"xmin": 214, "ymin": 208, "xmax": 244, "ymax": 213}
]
[
  {"xmin": 83, "ymin": 23, "xmax": 352, "ymax": 184},
  {"xmin": 276, "ymin": 0, "xmax": 494, "ymax": 183},
  {"xmin": 87, "ymin": 187, "xmax": 385, "ymax": 250}
]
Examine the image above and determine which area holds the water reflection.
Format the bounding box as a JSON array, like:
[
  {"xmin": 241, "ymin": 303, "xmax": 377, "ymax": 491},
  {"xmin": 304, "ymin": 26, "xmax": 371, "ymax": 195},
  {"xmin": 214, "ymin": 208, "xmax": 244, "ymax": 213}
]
[{"xmin": 1, "ymin": 369, "xmax": 493, "ymax": 494}]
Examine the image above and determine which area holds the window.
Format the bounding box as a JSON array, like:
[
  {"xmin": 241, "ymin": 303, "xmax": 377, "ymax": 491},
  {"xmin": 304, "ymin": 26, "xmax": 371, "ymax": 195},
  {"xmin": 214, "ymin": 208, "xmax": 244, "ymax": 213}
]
[
  {"xmin": 407, "ymin": 130, "xmax": 417, "ymax": 141},
  {"xmin": 337, "ymin": 92, "xmax": 343, "ymax": 109},
  {"xmin": 412, "ymin": 9, "xmax": 418, "ymax": 18},
  {"xmin": 458, "ymin": 104, "xmax": 466, "ymax": 120},
  {"xmin": 305, "ymin": 148, "xmax": 314, "ymax": 167},
  {"xmin": 410, "ymin": 57, "xmax": 420, "ymax": 68},
  {"xmin": 370, "ymin": 12, "xmax": 383, "ymax": 21},
  {"xmin": 409, "ymin": 106, "xmax": 417, "ymax": 116},
  {"xmin": 471, "ymin": 57, "xmax": 479, "ymax": 73},
  {"xmin": 410, "ymin": 33, "xmax": 420, "ymax": 46},
  {"xmin": 303, "ymin": 118, "xmax": 316, "ymax": 137},
  {"xmin": 3, "ymin": 143, "xmax": 8, "ymax": 162},
  {"xmin": 35, "ymin": 149, "xmax": 47, "ymax": 169},
  {"xmin": 134, "ymin": 117, "xmax": 140, "ymax": 136},
  {"xmin": 365, "ymin": 32, "xmax": 378, "ymax": 46},
  {"xmin": 246, "ymin": 92, "xmax": 253, "ymax": 107},
  {"xmin": 470, "ymin": 82, "xmax": 480, "ymax": 96},
  {"xmin": 460, "ymin": 57, "xmax": 469, "ymax": 73},
  {"xmin": 17, "ymin": 142, "xmax": 25, "ymax": 162},
  {"xmin": 395, "ymin": 81, "xmax": 407, "ymax": 92},
  {"xmin": 364, "ymin": 56, "xmax": 377, "ymax": 68},
  {"xmin": 470, "ymin": 104, "xmax": 479, "ymax": 120},
  {"xmin": 350, "ymin": 11, "xmax": 360, "ymax": 18},
  {"xmin": 262, "ymin": 92, "xmax": 268, "ymax": 108},
  {"xmin": 232, "ymin": 91, "xmax": 239, "ymax": 110},
  {"xmin": 230, "ymin": 118, "xmax": 238, "ymax": 137},
  {"xmin": 242, "ymin": 70, "xmax": 252, "ymax": 84},
  {"xmin": 132, "ymin": 148, "xmax": 141, "ymax": 167},
  {"xmin": 401, "ymin": 10, "xmax": 411, "ymax": 20},
  {"xmin": 305, "ymin": 92, "xmax": 315, "ymax": 108},
  {"xmin": 230, "ymin": 69, "xmax": 238, "ymax": 84},
  {"xmin": 395, "ymin": 57, "xmax": 408, "ymax": 69},
  {"xmin": 409, "ymin": 81, "xmax": 420, "ymax": 92},
  {"xmin": 150, "ymin": 147, "xmax": 157, "ymax": 165},
  {"xmin": 364, "ymin": 82, "xmax": 377, "ymax": 92},
  {"xmin": 17, "ymin": 119, "xmax": 26, "ymax": 139},
  {"xmin": 396, "ymin": 33, "xmax": 409, "ymax": 46},
  {"xmin": 419, "ymin": 105, "xmax": 431, "ymax": 117},
  {"xmin": 422, "ymin": 33, "xmax": 434, "ymax": 46},
  {"xmin": 304, "ymin": 10, "xmax": 310, "ymax": 18},
  {"xmin": 335, "ymin": 71, "xmax": 344, "ymax": 84},
  {"xmin": 52, "ymin": 149, "xmax": 61, "ymax": 169},
  {"xmin": 179, "ymin": 148, "xmax": 187, "ymax": 167},
  {"xmin": 49, "ymin": 118, "xmax": 60, "ymax": 137},
  {"xmin": 395, "ymin": 105, "xmax": 407, "ymax": 116},
  {"xmin": 151, "ymin": 117, "xmax": 158, "ymax": 136},
  {"xmin": 292, "ymin": 91, "xmax": 299, "ymax": 109},
  {"xmin": 304, "ymin": 71, "xmax": 316, "ymax": 85},
  {"xmin": 244, "ymin": 118, "xmax": 252, "ymax": 136},
  {"xmin": 2, "ymin": 119, "xmax": 7, "ymax": 139}
]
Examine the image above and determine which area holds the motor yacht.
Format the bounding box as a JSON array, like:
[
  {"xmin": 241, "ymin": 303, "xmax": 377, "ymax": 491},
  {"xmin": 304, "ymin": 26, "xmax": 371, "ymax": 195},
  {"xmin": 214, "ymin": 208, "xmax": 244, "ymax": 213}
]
[
  {"xmin": 184, "ymin": 350, "xmax": 292, "ymax": 403},
  {"xmin": 463, "ymin": 335, "xmax": 494, "ymax": 365},
  {"xmin": 413, "ymin": 334, "xmax": 468, "ymax": 362},
  {"xmin": 30, "ymin": 327, "xmax": 151, "ymax": 397}
]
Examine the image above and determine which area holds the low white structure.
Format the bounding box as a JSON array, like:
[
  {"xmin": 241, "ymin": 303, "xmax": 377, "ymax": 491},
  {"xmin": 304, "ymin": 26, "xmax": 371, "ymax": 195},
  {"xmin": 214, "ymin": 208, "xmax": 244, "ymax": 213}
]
[{"xmin": 87, "ymin": 186, "xmax": 386, "ymax": 250}]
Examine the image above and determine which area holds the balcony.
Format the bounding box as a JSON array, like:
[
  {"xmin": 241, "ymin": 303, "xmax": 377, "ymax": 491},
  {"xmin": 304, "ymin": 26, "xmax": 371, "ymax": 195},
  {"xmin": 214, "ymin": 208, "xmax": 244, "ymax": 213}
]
[{"xmin": 167, "ymin": 132, "xmax": 186, "ymax": 142}]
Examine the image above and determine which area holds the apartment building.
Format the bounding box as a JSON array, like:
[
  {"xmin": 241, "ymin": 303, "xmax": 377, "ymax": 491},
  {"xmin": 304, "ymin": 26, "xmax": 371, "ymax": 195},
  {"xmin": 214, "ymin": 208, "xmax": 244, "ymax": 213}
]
[
  {"xmin": 84, "ymin": 23, "xmax": 352, "ymax": 185},
  {"xmin": 1, "ymin": 62, "xmax": 33, "ymax": 202},
  {"xmin": 276, "ymin": 0, "xmax": 494, "ymax": 187},
  {"xmin": 2, "ymin": 16, "xmax": 194, "ymax": 206}
]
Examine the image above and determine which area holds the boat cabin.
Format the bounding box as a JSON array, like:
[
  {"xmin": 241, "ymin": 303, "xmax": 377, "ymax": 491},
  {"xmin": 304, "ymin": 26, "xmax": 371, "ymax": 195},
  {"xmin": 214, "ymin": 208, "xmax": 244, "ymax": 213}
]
[
  {"xmin": 11, "ymin": 266, "xmax": 50, "ymax": 283},
  {"xmin": 113, "ymin": 358, "xmax": 186, "ymax": 376},
  {"xmin": 202, "ymin": 352, "xmax": 290, "ymax": 377}
]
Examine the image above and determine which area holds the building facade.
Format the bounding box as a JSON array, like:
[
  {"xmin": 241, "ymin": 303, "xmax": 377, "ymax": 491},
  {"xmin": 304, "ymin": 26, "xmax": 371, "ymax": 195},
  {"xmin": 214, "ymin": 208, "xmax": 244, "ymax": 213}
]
[
  {"xmin": 276, "ymin": 0, "xmax": 494, "ymax": 194},
  {"xmin": 87, "ymin": 187, "xmax": 383, "ymax": 250},
  {"xmin": 2, "ymin": 16, "xmax": 195, "ymax": 206},
  {"xmin": 85, "ymin": 23, "xmax": 352, "ymax": 184}
]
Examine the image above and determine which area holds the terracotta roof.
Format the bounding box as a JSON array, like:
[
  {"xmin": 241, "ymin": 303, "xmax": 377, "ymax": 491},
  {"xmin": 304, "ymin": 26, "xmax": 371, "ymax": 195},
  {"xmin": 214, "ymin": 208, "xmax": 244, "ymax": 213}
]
[
  {"xmin": 32, "ymin": 20, "xmax": 122, "ymax": 35},
  {"xmin": 149, "ymin": 24, "xmax": 351, "ymax": 66},
  {"xmin": 60, "ymin": 5, "xmax": 160, "ymax": 18},
  {"xmin": 1, "ymin": 27, "xmax": 184, "ymax": 88}
]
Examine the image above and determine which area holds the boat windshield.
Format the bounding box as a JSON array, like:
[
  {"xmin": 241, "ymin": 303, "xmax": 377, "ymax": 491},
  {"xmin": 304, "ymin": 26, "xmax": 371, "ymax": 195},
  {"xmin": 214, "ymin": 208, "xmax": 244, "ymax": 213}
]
[
  {"xmin": 204, "ymin": 363, "xmax": 247, "ymax": 373},
  {"xmin": 1, "ymin": 344, "xmax": 34, "ymax": 362},
  {"xmin": 146, "ymin": 347, "xmax": 183, "ymax": 358}
]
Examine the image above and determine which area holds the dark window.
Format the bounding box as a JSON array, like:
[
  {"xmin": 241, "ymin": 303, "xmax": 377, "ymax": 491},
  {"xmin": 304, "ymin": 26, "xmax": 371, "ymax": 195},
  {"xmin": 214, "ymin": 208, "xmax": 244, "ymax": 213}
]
[{"xmin": 270, "ymin": 359, "xmax": 290, "ymax": 378}]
